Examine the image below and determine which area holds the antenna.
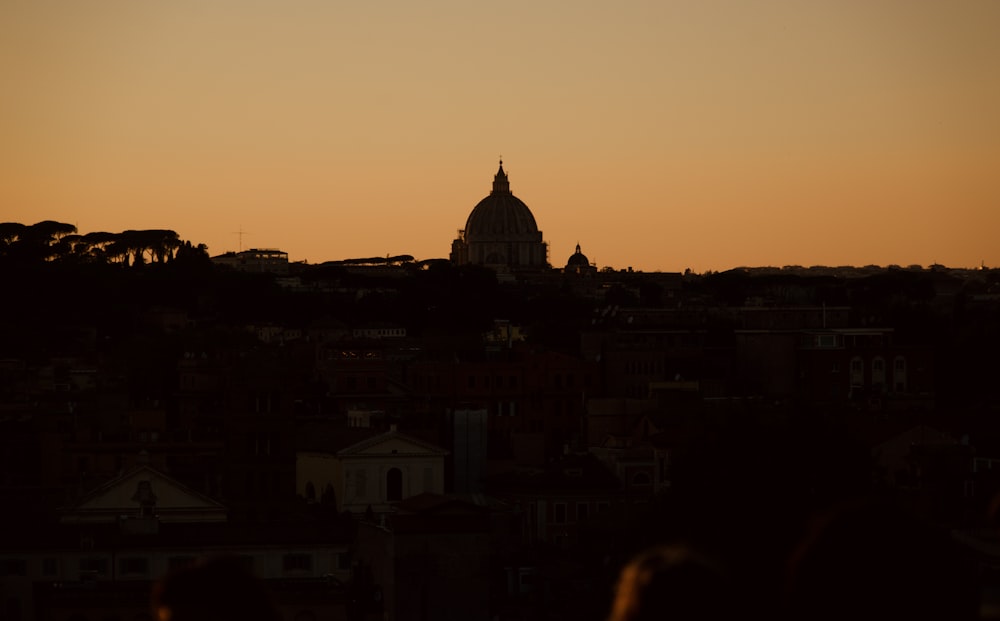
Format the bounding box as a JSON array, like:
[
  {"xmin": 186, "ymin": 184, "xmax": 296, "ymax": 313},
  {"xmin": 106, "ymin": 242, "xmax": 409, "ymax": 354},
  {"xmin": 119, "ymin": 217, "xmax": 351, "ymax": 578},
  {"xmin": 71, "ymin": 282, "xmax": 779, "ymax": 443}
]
[{"xmin": 232, "ymin": 226, "xmax": 249, "ymax": 252}]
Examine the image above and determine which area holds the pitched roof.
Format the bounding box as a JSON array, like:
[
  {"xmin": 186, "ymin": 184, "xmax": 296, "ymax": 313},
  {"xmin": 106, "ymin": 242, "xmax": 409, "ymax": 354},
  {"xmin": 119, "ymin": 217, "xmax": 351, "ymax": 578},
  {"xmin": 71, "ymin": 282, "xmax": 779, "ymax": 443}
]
[
  {"xmin": 61, "ymin": 464, "xmax": 226, "ymax": 523},
  {"xmin": 337, "ymin": 427, "xmax": 449, "ymax": 457}
]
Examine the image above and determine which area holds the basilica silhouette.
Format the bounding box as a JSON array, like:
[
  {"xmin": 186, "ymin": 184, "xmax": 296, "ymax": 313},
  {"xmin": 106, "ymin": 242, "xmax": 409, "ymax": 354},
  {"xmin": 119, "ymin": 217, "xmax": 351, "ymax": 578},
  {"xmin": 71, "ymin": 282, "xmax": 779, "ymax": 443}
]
[{"xmin": 450, "ymin": 160, "xmax": 549, "ymax": 270}]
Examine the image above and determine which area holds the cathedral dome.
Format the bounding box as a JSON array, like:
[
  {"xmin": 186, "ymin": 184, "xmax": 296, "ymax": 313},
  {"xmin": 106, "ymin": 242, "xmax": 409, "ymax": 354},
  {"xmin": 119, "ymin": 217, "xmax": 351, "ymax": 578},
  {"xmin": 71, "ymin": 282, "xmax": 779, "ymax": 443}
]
[
  {"xmin": 451, "ymin": 160, "xmax": 548, "ymax": 269},
  {"xmin": 464, "ymin": 161, "xmax": 540, "ymax": 238},
  {"xmin": 566, "ymin": 243, "xmax": 590, "ymax": 268}
]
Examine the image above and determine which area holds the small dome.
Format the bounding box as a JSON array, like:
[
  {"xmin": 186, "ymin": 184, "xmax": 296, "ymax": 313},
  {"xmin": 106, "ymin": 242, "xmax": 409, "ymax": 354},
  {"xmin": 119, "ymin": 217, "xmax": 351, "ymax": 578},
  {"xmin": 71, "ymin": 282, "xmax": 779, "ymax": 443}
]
[
  {"xmin": 566, "ymin": 243, "xmax": 590, "ymax": 268},
  {"xmin": 464, "ymin": 161, "xmax": 540, "ymax": 238}
]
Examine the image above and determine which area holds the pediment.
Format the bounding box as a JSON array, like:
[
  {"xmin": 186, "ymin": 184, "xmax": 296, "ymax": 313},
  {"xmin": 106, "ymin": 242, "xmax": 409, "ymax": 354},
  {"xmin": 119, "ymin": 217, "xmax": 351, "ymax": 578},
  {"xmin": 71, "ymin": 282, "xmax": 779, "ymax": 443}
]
[
  {"xmin": 62, "ymin": 465, "xmax": 226, "ymax": 523},
  {"xmin": 338, "ymin": 430, "xmax": 448, "ymax": 458}
]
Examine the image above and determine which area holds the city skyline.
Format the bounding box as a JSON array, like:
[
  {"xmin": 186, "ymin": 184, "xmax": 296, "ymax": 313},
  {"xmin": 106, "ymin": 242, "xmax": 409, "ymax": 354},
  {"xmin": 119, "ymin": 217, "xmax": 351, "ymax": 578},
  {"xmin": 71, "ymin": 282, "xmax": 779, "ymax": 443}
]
[{"xmin": 2, "ymin": 1, "xmax": 998, "ymax": 273}]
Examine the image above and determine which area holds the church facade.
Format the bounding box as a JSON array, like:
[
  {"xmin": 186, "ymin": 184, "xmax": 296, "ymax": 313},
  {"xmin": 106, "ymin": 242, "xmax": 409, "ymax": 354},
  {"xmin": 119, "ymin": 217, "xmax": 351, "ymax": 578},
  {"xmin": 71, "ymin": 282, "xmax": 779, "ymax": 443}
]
[{"xmin": 450, "ymin": 161, "xmax": 549, "ymax": 269}]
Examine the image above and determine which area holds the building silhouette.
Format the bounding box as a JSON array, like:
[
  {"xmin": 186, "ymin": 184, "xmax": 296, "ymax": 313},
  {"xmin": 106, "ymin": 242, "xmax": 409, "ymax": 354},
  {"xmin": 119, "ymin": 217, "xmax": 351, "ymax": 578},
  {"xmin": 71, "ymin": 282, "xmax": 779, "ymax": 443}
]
[{"xmin": 450, "ymin": 160, "xmax": 549, "ymax": 270}]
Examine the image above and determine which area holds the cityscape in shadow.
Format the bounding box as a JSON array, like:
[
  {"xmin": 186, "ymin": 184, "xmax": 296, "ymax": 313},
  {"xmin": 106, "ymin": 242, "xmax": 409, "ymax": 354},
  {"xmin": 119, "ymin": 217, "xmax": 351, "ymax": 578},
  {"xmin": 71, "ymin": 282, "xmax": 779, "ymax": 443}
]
[{"xmin": 2, "ymin": 167, "xmax": 999, "ymax": 620}]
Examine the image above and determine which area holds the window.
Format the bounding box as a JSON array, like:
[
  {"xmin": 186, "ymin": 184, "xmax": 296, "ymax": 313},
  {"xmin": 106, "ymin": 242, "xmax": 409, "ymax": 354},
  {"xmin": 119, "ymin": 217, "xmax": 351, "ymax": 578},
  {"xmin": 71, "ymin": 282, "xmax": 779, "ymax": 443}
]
[
  {"xmin": 337, "ymin": 552, "xmax": 352, "ymax": 571},
  {"xmin": 632, "ymin": 472, "xmax": 652, "ymax": 486},
  {"xmin": 119, "ymin": 557, "xmax": 149, "ymax": 576},
  {"xmin": 554, "ymin": 503, "xmax": 567, "ymax": 524},
  {"xmin": 283, "ymin": 554, "xmax": 312, "ymax": 573},
  {"xmin": 42, "ymin": 558, "xmax": 58, "ymax": 576},
  {"xmin": 850, "ymin": 356, "xmax": 864, "ymax": 386},
  {"xmin": 1, "ymin": 559, "xmax": 26, "ymax": 577},
  {"xmin": 893, "ymin": 356, "xmax": 907, "ymax": 393},
  {"xmin": 355, "ymin": 470, "xmax": 367, "ymax": 498},
  {"xmin": 79, "ymin": 558, "xmax": 108, "ymax": 575},
  {"xmin": 872, "ymin": 357, "xmax": 886, "ymax": 388},
  {"xmin": 576, "ymin": 503, "xmax": 589, "ymax": 522},
  {"xmin": 386, "ymin": 468, "xmax": 403, "ymax": 502},
  {"xmin": 168, "ymin": 557, "xmax": 196, "ymax": 571}
]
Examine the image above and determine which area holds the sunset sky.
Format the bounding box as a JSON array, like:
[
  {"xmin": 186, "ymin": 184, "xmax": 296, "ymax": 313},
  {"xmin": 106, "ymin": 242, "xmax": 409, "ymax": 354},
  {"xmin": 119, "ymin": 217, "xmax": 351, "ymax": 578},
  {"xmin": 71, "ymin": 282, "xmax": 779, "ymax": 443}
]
[{"xmin": 2, "ymin": 0, "xmax": 998, "ymax": 273}]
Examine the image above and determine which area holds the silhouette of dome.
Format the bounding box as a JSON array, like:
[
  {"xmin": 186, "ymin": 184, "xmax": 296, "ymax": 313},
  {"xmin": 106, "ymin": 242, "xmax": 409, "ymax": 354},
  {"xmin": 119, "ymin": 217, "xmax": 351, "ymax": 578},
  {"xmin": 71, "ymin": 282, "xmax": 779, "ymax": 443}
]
[
  {"xmin": 566, "ymin": 243, "xmax": 590, "ymax": 268},
  {"xmin": 451, "ymin": 160, "xmax": 548, "ymax": 269},
  {"xmin": 464, "ymin": 162, "xmax": 540, "ymax": 237},
  {"xmin": 564, "ymin": 242, "xmax": 596, "ymax": 275}
]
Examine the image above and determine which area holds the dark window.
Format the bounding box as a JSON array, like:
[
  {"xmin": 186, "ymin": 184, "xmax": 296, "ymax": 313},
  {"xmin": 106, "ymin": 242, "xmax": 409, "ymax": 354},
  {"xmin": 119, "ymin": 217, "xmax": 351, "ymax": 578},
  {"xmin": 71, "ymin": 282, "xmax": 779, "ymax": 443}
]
[
  {"xmin": 168, "ymin": 557, "xmax": 196, "ymax": 571},
  {"xmin": 283, "ymin": 554, "xmax": 312, "ymax": 573},
  {"xmin": 1, "ymin": 559, "xmax": 26, "ymax": 576},
  {"xmin": 42, "ymin": 558, "xmax": 58, "ymax": 576},
  {"xmin": 79, "ymin": 558, "xmax": 108, "ymax": 575},
  {"xmin": 554, "ymin": 503, "xmax": 567, "ymax": 524},
  {"xmin": 386, "ymin": 468, "xmax": 403, "ymax": 502},
  {"xmin": 337, "ymin": 552, "xmax": 352, "ymax": 570},
  {"xmin": 119, "ymin": 557, "xmax": 148, "ymax": 576}
]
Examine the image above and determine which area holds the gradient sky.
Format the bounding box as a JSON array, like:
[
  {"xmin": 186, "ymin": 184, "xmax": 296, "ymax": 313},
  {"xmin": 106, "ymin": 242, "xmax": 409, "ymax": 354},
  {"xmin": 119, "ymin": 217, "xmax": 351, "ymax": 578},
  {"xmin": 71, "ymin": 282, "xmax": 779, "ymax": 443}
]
[{"xmin": 2, "ymin": 0, "xmax": 998, "ymax": 272}]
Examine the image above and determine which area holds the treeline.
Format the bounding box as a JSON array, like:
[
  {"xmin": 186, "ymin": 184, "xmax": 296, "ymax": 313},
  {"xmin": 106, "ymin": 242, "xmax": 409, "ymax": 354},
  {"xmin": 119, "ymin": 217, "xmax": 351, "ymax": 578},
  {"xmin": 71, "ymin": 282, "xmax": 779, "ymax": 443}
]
[
  {"xmin": 0, "ymin": 220, "xmax": 208, "ymax": 266},
  {"xmin": 318, "ymin": 254, "xmax": 416, "ymax": 267}
]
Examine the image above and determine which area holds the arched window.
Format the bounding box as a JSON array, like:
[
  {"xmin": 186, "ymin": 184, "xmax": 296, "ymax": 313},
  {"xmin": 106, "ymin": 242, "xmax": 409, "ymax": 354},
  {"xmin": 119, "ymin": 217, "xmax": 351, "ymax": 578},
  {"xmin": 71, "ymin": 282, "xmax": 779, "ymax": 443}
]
[
  {"xmin": 386, "ymin": 468, "xmax": 403, "ymax": 502},
  {"xmin": 321, "ymin": 484, "xmax": 336, "ymax": 506},
  {"xmin": 872, "ymin": 356, "xmax": 886, "ymax": 390},
  {"xmin": 850, "ymin": 356, "xmax": 864, "ymax": 387},
  {"xmin": 893, "ymin": 356, "xmax": 907, "ymax": 392}
]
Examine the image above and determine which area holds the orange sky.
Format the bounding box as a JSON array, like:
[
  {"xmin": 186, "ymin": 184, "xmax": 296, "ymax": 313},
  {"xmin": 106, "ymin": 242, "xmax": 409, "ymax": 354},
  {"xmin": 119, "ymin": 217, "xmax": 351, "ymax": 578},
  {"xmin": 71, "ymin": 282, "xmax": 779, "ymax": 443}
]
[{"xmin": 2, "ymin": 1, "xmax": 998, "ymax": 272}]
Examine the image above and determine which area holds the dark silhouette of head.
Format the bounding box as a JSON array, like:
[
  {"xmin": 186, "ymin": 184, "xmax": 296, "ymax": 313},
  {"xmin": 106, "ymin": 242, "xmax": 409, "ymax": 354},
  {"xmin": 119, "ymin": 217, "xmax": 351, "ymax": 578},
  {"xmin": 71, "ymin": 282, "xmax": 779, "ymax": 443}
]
[
  {"xmin": 607, "ymin": 544, "xmax": 736, "ymax": 621},
  {"xmin": 151, "ymin": 555, "xmax": 281, "ymax": 621}
]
